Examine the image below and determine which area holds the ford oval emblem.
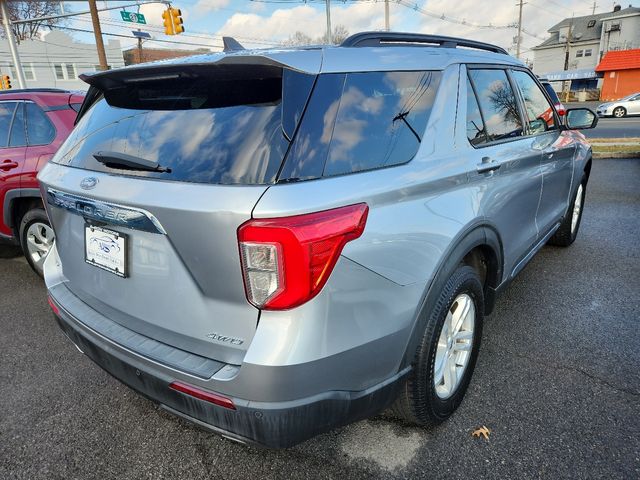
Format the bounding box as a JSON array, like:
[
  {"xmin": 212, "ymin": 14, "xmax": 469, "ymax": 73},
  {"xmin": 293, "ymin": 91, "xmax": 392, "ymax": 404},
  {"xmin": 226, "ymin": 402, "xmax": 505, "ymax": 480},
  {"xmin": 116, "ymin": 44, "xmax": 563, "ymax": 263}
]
[{"xmin": 80, "ymin": 177, "xmax": 98, "ymax": 190}]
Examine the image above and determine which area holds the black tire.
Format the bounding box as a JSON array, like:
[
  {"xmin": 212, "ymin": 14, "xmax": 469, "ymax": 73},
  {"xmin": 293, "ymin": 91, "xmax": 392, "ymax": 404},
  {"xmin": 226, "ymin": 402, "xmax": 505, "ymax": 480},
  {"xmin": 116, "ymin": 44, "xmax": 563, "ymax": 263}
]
[
  {"xmin": 392, "ymin": 265, "xmax": 484, "ymax": 425},
  {"xmin": 19, "ymin": 208, "xmax": 54, "ymax": 278},
  {"xmin": 548, "ymin": 174, "xmax": 586, "ymax": 247},
  {"xmin": 613, "ymin": 106, "xmax": 626, "ymax": 118}
]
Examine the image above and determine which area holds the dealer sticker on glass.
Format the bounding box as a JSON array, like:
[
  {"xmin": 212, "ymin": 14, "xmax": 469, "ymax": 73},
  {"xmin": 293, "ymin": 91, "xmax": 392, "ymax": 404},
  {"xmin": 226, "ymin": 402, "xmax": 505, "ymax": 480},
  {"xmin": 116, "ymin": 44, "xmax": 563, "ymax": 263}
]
[{"xmin": 85, "ymin": 225, "xmax": 127, "ymax": 277}]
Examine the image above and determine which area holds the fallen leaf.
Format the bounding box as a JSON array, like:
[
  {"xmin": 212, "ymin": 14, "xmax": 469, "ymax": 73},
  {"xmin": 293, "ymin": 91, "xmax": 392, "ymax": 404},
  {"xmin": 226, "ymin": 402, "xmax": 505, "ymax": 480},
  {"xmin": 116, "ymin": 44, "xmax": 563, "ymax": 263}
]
[{"xmin": 472, "ymin": 426, "xmax": 490, "ymax": 440}]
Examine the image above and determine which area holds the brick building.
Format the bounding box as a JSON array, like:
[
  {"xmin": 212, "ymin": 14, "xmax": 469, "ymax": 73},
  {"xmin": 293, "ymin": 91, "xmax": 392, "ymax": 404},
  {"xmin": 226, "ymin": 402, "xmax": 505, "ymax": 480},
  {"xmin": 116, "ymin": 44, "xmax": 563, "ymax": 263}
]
[{"xmin": 123, "ymin": 47, "xmax": 212, "ymax": 66}]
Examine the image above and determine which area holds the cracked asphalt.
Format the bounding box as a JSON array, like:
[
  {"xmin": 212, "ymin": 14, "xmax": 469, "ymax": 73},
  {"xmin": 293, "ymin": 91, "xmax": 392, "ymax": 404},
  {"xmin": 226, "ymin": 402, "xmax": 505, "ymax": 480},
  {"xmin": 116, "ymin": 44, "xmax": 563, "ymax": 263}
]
[{"xmin": 1, "ymin": 158, "xmax": 638, "ymax": 479}]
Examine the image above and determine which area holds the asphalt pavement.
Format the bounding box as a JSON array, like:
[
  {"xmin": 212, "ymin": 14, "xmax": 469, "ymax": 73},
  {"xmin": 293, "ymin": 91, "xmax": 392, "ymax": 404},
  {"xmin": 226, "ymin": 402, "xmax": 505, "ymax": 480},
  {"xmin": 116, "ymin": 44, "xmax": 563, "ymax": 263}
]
[{"xmin": 1, "ymin": 159, "xmax": 639, "ymax": 480}]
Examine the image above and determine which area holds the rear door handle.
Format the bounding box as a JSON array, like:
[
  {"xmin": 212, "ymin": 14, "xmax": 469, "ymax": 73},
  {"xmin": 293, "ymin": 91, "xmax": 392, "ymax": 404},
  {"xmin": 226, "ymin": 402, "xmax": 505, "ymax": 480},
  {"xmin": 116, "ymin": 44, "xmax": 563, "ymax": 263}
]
[
  {"xmin": 476, "ymin": 157, "xmax": 501, "ymax": 174},
  {"xmin": 0, "ymin": 159, "xmax": 19, "ymax": 171}
]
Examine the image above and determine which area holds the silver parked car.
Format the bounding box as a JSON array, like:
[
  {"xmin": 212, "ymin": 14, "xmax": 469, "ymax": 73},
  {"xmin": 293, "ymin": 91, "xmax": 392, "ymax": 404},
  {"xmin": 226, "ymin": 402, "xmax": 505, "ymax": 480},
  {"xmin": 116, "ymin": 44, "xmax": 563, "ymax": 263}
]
[
  {"xmin": 39, "ymin": 32, "xmax": 597, "ymax": 448},
  {"xmin": 597, "ymin": 92, "xmax": 640, "ymax": 117}
]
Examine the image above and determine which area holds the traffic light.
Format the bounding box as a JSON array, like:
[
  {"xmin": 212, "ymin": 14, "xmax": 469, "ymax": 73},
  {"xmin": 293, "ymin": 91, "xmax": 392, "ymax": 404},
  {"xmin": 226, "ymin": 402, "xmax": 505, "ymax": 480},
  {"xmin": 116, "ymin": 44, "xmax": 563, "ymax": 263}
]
[
  {"xmin": 170, "ymin": 8, "xmax": 184, "ymax": 35},
  {"xmin": 162, "ymin": 8, "xmax": 174, "ymax": 35},
  {"xmin": 161, "ymin": 7, "xmax": 184, "ymax": 35},
  {"xmin": 0, "ymin": 75, "xmax": 11, "ymax": 90}
]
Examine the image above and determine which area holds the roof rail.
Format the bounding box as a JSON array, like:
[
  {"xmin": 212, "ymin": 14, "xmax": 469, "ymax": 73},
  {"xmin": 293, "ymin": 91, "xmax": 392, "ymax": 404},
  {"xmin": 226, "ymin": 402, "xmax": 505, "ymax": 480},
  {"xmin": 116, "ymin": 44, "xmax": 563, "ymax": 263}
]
[
  {"xmin": 341, "ymin": 32, "xmax": 509, "ymax": 55},
  {"xmin": 0, "ymin": 88, "xmax": 73, "ymax": 95}
]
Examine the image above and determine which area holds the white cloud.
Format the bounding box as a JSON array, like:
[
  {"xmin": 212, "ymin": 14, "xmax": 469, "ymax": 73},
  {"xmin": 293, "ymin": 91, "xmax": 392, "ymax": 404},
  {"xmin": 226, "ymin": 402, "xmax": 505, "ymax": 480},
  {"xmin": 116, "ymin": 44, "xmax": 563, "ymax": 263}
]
[
  {"xmin": 195, "ymin": 0, "xmax": 231, "ymax": 14},
  {"xmin": 217, "ymin": 3, "xmax": 400, "ymax": 45}
]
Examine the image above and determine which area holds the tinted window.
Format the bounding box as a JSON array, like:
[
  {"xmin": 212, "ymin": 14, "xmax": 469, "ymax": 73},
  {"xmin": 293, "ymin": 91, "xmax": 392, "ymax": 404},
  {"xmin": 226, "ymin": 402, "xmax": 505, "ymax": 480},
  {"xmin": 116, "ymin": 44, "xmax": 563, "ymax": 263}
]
[
  {"xmin": 281, "ymin": 71, "xmax": 441, "ymax": 180},
  {"xmin": 0, "ymin": 102, "xmax": 17, "ymax": 148},
  {"xmin": 282, "ymin": 70, "xmax": 315, "ymax": 139},
  {"xmin": 541, "ymin": 82, "xmax": 561, "ymax": 104},
  {"xmin": 466, "ymin": 77, "xmax": 486, "ymax": 146},
  {"xmin": 324, "ymin": 71, "xmax": 439, "ymax": 177},
  {"xmin": 55, "ymin": 68, "xmax": 295, "ymax": 185},
  {"xmin": 468, "ymin": 69, "xmax": 523, "ymax": 142},
  {"xmin": 512, "ymin": 70, "xmax": 557, "ymax": 134},
  {"xmin": 9, "ymin": 103, "xmax": 26, "ymax": 147},
  {"xmin": 26, "ymin": 102, "xmax": 55, "ymax": 145}
]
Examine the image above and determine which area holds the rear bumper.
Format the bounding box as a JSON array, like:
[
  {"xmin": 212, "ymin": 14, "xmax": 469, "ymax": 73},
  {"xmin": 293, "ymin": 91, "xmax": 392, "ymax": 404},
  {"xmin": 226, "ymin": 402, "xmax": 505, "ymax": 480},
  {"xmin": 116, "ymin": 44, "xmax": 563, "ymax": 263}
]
[{"xmin": 49, "ymin": 293, "xmax": 408, "ymax": 448}]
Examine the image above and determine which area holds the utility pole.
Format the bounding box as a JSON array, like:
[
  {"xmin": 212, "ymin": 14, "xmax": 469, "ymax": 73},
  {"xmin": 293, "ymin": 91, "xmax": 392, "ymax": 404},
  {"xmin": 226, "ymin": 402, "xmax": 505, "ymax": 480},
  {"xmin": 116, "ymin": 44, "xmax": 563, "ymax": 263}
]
[
  {"xmin": 563, "ymin": 18, "xmax": 573, "ymax": 103},
  {"xmin": 325, "ymin": 0, "xmax": 332, "ymax": 44},
  {"xmin": 592, "ymin": 1, "xmax": 597, "ymax": 14},
  {"xmin": 88, "ymin": 0, "xmax": 108, "ymax": 71},
  {"xmin": 516, "ymin": 0, "xmax": 526, "ymax": 59},
  {"xmin": 137, "ymin": 36, "xmax": 144, "ymax": 63},
  {"xmin": 385, "ymin": 0, "xmax": 390, "ymax": 31},
  {"xmin": 0, "ymin": 0, "xmax": 27, "ymax": 88}
]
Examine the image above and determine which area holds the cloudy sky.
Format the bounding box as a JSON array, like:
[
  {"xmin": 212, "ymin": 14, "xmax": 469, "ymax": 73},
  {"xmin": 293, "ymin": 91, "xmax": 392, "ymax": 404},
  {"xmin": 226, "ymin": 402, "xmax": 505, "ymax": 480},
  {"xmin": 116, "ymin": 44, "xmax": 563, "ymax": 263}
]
[{"xmin": 59, "ymin": 0, "xmax": 629, "ymax": 64}]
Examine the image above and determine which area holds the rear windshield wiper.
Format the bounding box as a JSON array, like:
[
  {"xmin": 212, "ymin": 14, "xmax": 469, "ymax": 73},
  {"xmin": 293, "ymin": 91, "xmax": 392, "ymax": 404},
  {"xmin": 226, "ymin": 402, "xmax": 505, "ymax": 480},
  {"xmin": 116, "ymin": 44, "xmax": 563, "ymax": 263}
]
[{"xmin": 93, "ymin": 151, "xmax": 172, "ymax": 173}]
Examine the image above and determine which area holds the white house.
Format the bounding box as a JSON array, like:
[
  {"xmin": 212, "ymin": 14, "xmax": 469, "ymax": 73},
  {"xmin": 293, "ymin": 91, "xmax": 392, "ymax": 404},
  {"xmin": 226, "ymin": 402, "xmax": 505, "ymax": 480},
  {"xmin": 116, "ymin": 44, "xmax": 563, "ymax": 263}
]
[
  {"xmin": 532, "ymin": 5, "xmax": 640, "ymax": 91},
  {"xmin": 0, "ymin": 31, "xmax": 125, "ymax": 91}
]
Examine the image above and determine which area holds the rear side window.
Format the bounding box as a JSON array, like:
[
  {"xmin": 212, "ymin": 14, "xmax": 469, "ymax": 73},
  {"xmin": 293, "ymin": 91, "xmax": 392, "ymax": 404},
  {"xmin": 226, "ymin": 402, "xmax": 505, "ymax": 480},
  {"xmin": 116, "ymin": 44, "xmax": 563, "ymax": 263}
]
[
  {"xmin": 468, "ymin": 69, "xmax": 523, "ymax": 142},
  {"xmin": 54, "ymin": 67, "xmax": 315, "ymax": 185},
  {"xmin": 465, "ymin": 77, "xmax": 487, "ymax": 146},
  {"xmin": 281, "ymin": 70, "xmax": 441, "ymax": 180},
  {"xmin": 511, "ymin": 71, "xmax": 557, "ymax": 134},
  {"xmin": 0, "ymin": 102, "xmax": 17, "ymax": 148},
  {"xmin": 26, "ymin": 102, "xmax": 56, "ymax": 145}
]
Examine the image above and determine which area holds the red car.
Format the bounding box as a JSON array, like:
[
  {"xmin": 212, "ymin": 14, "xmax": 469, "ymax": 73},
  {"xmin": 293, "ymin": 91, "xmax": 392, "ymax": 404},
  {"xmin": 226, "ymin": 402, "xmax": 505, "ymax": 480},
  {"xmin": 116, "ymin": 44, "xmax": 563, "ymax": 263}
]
[{"xmin": 0, "ymin": 88, "xmax": 84, "ymax": 276}]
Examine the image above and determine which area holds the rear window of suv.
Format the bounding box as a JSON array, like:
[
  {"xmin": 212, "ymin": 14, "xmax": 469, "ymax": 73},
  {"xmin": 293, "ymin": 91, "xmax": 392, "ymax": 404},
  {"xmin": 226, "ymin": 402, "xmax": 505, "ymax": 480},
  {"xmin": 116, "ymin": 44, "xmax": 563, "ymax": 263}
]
[{"xmin": 53, "ymin": 67, "xmax": 314, "ymax": 185}]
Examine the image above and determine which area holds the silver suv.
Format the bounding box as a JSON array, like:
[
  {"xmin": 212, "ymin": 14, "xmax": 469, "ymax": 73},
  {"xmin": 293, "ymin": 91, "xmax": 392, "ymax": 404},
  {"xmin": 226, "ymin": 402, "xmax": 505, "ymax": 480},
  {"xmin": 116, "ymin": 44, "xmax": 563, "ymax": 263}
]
[{"xmin": 40, "ymin": 33, "xmax": 597, "ymax": 448}]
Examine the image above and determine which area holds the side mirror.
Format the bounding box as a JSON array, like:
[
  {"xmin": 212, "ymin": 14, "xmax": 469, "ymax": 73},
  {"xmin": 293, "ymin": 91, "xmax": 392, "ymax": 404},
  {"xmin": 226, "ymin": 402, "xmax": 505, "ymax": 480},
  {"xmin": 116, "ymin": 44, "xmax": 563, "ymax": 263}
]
[{"xmin": 565, "ymin": 108, "xmax": 598, "ymax": 130}]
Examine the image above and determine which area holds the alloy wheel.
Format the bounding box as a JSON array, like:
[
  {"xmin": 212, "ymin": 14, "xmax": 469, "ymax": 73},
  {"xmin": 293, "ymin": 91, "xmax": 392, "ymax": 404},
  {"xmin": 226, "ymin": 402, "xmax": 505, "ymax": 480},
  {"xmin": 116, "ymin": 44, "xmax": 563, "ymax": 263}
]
[
  {"xmin": 26, "ymin": 222, "xmax": 55, "ymax": 270},
  {"xmin": 571, "ymin": 184, "xmax": 584, "ymax": 234},
  {"xmin": 433, "ymin": 293, "xmax": 475, "ymax": 399}
]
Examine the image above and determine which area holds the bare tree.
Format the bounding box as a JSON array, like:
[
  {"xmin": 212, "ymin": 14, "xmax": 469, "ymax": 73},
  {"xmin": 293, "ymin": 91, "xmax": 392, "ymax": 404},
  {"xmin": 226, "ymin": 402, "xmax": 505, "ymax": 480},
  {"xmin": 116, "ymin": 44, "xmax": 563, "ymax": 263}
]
[
  {"xmin": 0, "ymin": 1, "xmax": 65, "ymax": 43},
  {"xmin": 488, "ymin": 82, "xmax": 521, "ymax": 128},
  {"xmin": 283, "ymin": 25, "xmax": 349, "ymax": 46},
  {"xmin": 282, "ymin": 31, "xmax": 314, "ymax": 47}
]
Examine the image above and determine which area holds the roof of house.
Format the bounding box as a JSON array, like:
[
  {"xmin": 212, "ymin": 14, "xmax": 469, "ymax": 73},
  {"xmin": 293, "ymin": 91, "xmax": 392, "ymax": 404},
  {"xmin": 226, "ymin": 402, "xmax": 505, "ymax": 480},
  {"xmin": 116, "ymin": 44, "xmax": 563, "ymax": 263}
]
[
  {"xmin": 595, "ymin": 48, "xmax": 640, "ymax": 71},
  {"xmin": 534, "ymin": 6, "xmax": 640, "ymax": 49}
]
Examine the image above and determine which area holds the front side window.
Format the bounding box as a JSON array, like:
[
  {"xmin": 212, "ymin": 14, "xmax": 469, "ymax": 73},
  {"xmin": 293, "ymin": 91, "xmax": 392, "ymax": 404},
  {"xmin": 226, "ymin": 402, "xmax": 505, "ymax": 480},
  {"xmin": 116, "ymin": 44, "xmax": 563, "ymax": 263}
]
[
  {"xmin": 512, "ymin": 70, "xmax": 558, "ymax": 134},
  {"xmin": 26, "ymin": 102, "xmax": 56, "ymax": 145},
  {"xmin": 468, "ymin": 69, "xmax": 523, "ymax": 142},
  {"xmin": 0, "ymin": 102, "xmax": 17, "ymax": 148},
  {"xmin": 9, "ymin": 103, "xmax": 26, "ymax": 147},
  {"xmin": 466, "ymin": 77, "xmax": 487, "ymax": 146}
]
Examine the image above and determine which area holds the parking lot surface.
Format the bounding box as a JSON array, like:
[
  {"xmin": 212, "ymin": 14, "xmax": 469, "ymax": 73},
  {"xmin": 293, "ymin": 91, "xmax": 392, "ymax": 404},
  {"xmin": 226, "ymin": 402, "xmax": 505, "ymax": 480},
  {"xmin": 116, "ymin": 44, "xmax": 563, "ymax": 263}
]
[{"xmin": 1, "ymin": 159, "xmax": 638, "ymax": 480}]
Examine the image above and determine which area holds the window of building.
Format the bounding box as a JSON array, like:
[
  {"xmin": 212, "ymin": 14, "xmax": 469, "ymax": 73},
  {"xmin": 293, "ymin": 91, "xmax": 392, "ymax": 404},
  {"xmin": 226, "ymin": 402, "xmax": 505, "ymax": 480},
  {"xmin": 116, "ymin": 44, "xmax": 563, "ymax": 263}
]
[
  {"xmin": 53, "ymin": 63, "xmax": 77, "ymax": 80},
  {"xmin": 584, "ymin": 49, "xmax": 593, "ymax": 57},
  {"xmin": 576, "ymin": 50, "xmax": 584, "ymax": 58},
  {"xmin": 23, "ymin": 64, "xmax": 36, "ymax": 81},
  {"xmin": 587, "ymin": 20, "xmax": 596, "ymax": 27},
  {"xmin": 467, "ymin": 69, "xmax": 524, "ymax": 143}
]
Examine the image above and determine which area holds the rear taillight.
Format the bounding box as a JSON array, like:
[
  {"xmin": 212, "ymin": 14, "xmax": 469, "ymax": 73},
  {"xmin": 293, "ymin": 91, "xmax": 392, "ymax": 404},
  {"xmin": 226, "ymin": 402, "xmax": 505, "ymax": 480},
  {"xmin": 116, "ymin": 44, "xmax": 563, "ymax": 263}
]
[{"xmin": 238, "ymin": 203, "xmax": 369, "ymax": 310}]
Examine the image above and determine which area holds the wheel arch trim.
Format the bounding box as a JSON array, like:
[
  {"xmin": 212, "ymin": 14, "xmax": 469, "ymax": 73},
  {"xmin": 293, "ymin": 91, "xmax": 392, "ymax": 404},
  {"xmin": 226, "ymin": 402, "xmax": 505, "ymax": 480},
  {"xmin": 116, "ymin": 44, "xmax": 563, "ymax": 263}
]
[
  {"xmin": 399, "ymin": 222, "xmax": 504, "ymax": 369},
  {"xmin": 3, "ymin": 188, "xmax": 43, "ymax": 231}
]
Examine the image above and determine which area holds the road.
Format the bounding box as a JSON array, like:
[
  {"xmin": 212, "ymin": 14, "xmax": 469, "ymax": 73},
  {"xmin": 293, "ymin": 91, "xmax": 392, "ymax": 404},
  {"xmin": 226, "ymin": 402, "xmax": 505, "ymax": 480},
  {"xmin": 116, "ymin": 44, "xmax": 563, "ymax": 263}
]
[
  {"xmin": 1, "ymin": 159, "xmax": 639, "ymax": 480},
  {"xmin": 584, "ymin": 116, "xmax": 640, "ymax": 139}
]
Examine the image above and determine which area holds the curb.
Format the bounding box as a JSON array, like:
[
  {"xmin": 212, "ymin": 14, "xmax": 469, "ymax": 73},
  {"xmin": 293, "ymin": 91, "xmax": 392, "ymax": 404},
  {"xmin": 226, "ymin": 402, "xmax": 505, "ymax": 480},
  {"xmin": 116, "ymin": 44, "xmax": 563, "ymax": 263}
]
[{"xmin": 593, "ymin": 152, "xmax": 640, "ymax": 159}]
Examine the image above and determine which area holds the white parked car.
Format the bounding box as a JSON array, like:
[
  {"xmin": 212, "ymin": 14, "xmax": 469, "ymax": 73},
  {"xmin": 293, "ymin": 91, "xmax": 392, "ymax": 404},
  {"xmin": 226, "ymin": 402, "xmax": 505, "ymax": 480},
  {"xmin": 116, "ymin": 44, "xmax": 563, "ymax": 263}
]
[{"xmin": 597, "ymin": 92, "xmax": 640, "ymax": 118}]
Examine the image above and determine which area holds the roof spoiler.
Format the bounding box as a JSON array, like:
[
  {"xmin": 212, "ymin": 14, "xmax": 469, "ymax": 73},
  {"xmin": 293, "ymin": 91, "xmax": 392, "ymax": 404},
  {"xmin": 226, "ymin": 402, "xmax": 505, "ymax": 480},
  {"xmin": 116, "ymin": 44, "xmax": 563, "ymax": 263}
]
[{"xmin": 223, "ymin": 36, "xmax": 245, "ymax": 52}]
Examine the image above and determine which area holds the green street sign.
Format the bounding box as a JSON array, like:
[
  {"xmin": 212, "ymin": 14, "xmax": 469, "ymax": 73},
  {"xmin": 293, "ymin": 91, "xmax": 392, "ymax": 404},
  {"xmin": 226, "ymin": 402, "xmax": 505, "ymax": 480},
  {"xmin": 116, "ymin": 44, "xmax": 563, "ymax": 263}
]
[{"xmin": 120, "ymin": 11, "xmax": 146, "ymax": 24}]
